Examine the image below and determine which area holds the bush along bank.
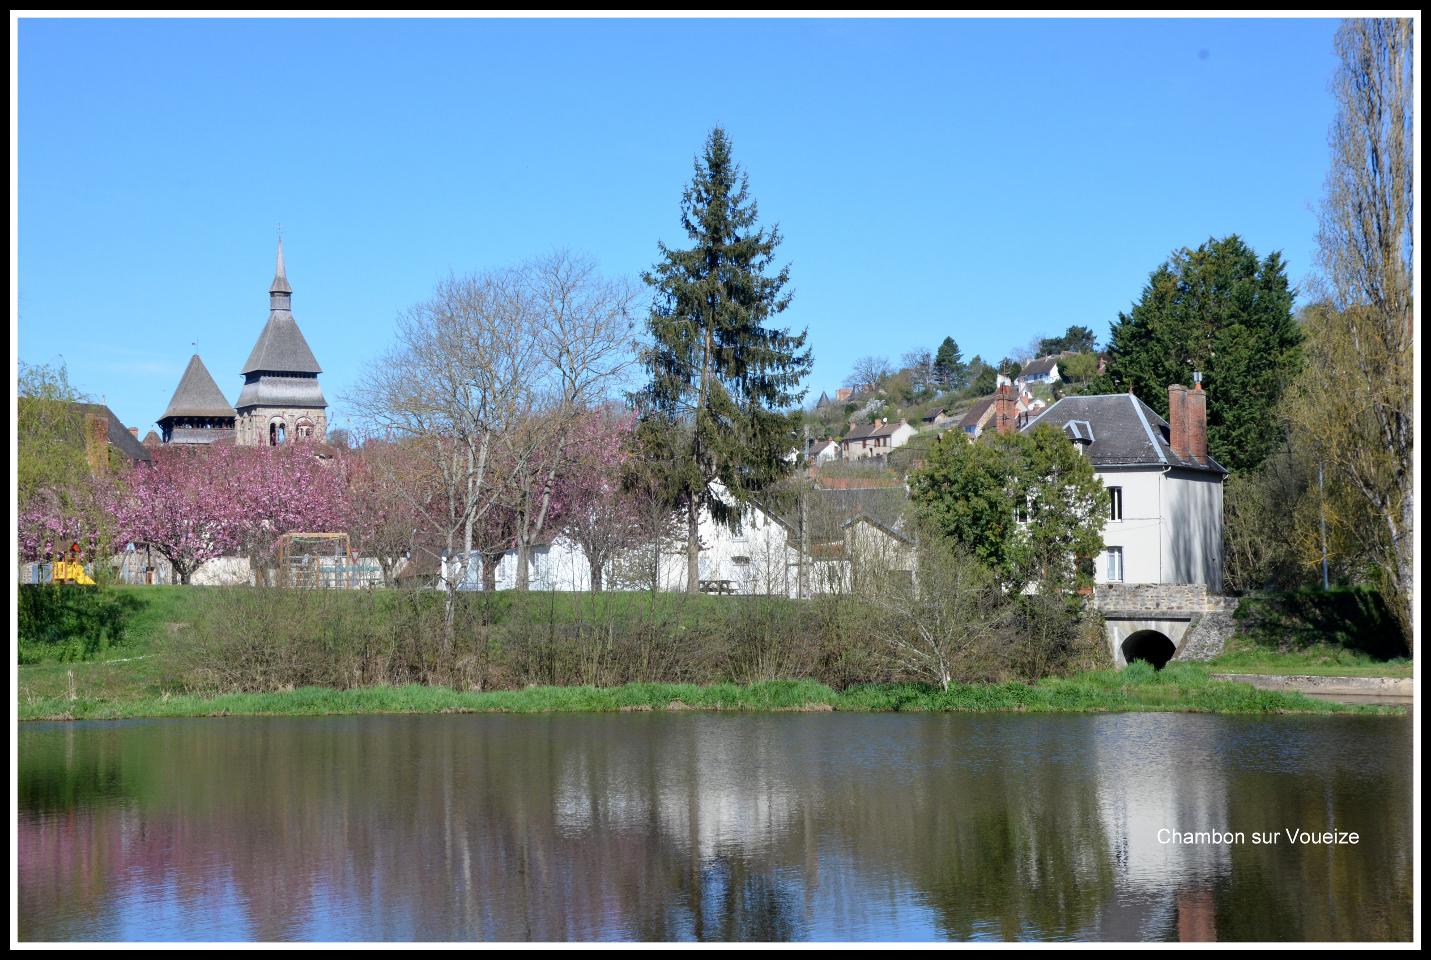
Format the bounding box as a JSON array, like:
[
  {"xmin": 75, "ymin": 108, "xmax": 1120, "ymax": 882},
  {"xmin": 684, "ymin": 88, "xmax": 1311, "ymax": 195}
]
[{"xmin": 16, "ymin": 586, "xmax": 1405, "ymax": 720}]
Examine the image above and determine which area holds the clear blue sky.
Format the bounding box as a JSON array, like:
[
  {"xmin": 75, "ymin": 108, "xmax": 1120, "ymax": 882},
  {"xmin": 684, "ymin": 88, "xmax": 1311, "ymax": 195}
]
[{"xmin": 17, "ymin": 16, "xmax": 1343, "ymax": 435}]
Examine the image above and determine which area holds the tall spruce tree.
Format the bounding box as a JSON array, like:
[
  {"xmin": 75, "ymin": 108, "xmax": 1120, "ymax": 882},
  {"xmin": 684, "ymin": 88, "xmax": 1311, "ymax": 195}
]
[
  {"xmin": 636, "ymin": 127, "xmax": 812, "ymax": 592},
  {"xmin": 933, "ymin": 336, "xmax": 966, "ymax": 390},
  {"xmin": 1092, "ymin": 235, "xmax": 1299, "ymax": 473}
]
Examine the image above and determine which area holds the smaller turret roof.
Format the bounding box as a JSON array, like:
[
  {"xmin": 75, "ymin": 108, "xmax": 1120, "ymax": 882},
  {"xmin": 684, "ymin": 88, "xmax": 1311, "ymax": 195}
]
[{"xmin": 160, "ymin": 355, "xmax": 237, "ymax": 421}]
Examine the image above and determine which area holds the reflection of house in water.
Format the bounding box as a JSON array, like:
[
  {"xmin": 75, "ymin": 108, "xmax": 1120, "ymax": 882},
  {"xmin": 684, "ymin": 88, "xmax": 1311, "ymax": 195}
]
[
  {"xmin": 553, "ymin": 718, "xmax": 805, "ymax": 861},
  {"xmin": 1090, "ymin": 713, "xmax": 1232, "ymax": 940}
]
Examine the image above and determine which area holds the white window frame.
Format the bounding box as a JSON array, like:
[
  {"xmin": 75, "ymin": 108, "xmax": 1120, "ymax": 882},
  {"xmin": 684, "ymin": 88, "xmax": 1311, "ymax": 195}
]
[
  {"xmin": 1107, "ymin": 546, "xmax": 1124, "ymax": 582},
  {"xmin": 1109, "ymin": 486, "xmax": 1123, "ymax": 522}
]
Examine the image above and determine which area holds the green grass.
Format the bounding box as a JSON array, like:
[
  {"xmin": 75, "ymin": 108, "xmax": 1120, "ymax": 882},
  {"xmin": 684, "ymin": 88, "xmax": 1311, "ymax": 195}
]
[
  {"xmin": 17, "ymin": 585, "xmax": 1410, "ymax": 721},
  {"xmin": 1206, "ymin": 645, "xmax": 1413, "ymax": 678},
  {"xmin": 18, "ymin": 663, "xmax": 1399, "ymax": 722}
]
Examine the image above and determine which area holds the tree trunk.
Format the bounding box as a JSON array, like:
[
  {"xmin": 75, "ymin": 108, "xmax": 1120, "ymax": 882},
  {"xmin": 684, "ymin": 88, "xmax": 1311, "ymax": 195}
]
[
  {"xmin": 686, "ymin": 498, "xmax": 700, "ymax": 594},
  {"xmin": 481, "ymin": 550, "xmax": 502, "ymax": 592},
  {"xmin": 588, "ymin": 555, "xmax": 604, "ymax": 593},
  {"xmin": 514, "ymin": 532, "xmax": 530, "ymax": 591}
]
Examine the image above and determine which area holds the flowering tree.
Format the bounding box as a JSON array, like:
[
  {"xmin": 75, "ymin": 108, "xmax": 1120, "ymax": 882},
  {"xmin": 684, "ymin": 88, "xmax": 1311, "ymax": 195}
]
[
  {"xmin": 343, "ymin": 436, "xmax": 433, "ymax": 585},
  {"xmin": 558, "ymin": 408, "xmax": 655, "ymax": 592},
  {"xmin": 115, "ymin": 442, "xmax": 350, "ymax": 585},
  {"xmin": 234, "ymin": 441, "xmax": 350, "ymax": 583},
  {"xmin": 113, "ymin": 445, "xmax": 248, "ymax": 584},
  {"xmin": 17, "ymin": 483, "xmax": 112, "ymax": 563}
]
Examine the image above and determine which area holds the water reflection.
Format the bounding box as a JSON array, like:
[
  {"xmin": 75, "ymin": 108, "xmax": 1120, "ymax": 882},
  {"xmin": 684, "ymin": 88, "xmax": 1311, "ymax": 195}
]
[{"xmin": 18, "ymin": 712, "xmax": 1412, "ymax": 942}]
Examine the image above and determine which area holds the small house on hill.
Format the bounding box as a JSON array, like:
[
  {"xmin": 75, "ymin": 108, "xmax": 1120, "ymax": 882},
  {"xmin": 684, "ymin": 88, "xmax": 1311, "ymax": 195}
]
[{"xmin": 841, "ymin": 418, "xmax": 916, "ymax": 461}]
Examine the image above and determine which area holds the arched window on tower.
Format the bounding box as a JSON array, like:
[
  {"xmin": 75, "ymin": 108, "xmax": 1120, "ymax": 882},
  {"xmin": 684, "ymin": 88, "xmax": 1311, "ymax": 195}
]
[
  {"xmin": 269, "ymin": 419, "xmax": 287, "ymax": 446},
  {"xmin": 295, "ymin": 418, "xmax": 314, "ymax": 440}
]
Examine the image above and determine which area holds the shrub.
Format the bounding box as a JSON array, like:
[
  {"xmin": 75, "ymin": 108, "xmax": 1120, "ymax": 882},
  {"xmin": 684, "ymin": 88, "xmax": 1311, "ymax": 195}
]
[{"xmin": 18, "ymin": 585, "xmax": 141, "ymax": 663}]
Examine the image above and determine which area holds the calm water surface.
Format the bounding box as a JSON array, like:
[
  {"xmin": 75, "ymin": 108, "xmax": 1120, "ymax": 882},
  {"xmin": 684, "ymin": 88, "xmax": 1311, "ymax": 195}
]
[{"xmin": 18, "ymin": 712, "xmax": 1413, "ymax": 942}]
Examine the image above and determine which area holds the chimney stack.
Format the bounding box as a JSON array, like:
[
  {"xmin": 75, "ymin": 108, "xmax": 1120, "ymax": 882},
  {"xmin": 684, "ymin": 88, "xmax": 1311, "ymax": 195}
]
[
  {"xmin": 1168, "ymin": 384, "xmax": 1189, "ymax": 459},
  {"xmin": 1186, "ymin": 375, "xmax": 1208, "ymax": 463},
  {"xmin": 994, "ymin": 384, "xmax": 1016, "ymax": 434},
  {"xmin": 128, "ymin": 427, "xmax": 139, "ymax": 437}
]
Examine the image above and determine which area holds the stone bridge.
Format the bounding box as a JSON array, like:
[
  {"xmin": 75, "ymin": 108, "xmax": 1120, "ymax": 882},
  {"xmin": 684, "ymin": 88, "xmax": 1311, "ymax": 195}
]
[{"xmin": 1091, "ymin": 584, "xmax": 1240, "ymax": 669}]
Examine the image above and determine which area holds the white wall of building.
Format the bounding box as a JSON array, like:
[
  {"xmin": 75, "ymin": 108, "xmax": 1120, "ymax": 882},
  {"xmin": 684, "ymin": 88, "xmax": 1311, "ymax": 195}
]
[
  {"xmin": 1091, "ymin": 467, "xmax": 1223, "ymax": 589},
  {"xmin": 1159, "ymin": 469, "xmax": 1224, "ymax": 592}
]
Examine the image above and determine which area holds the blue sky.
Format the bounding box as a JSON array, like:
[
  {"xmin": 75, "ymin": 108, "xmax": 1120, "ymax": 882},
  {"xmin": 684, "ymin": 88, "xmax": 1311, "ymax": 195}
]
[{"xmin": 17, "ymin": 16, "xmax": 1343, "ymax": 435}]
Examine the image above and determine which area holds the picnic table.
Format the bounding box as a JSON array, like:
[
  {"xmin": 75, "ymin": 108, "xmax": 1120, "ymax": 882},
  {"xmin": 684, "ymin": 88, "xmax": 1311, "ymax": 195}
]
[{"xmin": 698, "ymin": 579, "xmax": 739, "ymax": 596}]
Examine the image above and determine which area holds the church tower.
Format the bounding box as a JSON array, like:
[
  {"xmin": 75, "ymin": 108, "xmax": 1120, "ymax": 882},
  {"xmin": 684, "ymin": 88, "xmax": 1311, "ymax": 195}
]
[
  {"xmin": 234, "ymin": 238, "xmax": 327, "ymax": 446},
  {"xmin": 157, "ymin": 354, "xmax": 236, "ymax": 444}
]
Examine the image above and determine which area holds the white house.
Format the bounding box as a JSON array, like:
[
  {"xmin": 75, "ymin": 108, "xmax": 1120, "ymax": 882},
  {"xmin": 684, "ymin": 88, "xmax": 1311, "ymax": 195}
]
[
  {"xmin": 1018, "ymin": 383, "xmax": 1226, "ymax": 590},
  {"xmin": 807, "ymin": 438, "xmax": 841, "ymax": 464},
  {"xmin": 1017, "ymin": 353, "xmax": 1066, "ymax": 387}
]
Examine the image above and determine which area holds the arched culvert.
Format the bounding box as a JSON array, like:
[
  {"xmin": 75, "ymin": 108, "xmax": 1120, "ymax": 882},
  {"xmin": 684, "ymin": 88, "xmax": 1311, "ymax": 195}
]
[{"xmin": 1122, "ymin": 630, "xmax": 1176, "ymax": 670}]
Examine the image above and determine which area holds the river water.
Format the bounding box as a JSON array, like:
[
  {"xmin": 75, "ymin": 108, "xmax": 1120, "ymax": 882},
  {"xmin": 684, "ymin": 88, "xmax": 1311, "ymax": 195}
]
[{"xmin": 17, "ymin": 712, "xmax": 1413, "ymax": 942}]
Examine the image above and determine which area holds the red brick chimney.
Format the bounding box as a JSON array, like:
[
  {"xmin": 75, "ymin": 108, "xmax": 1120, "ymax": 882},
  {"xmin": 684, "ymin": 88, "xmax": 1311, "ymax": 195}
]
[
  {"xmin": 1186, "ymin": 377, "xmax": 1208, "ymax": 463},
  {"xmin": 993, "ymin": 384, "xmax": 1016, "ymax": 434},
  {"xmin": 128, "ymin": 427, "xmax": 139, "ymax": 437},
  {"xmin": 1167, "ymin": 384, "xmax": 1189, "ymax": 459}
]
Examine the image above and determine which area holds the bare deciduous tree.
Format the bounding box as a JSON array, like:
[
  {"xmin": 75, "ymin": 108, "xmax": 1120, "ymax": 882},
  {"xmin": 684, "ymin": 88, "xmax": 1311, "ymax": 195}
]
[
  {"xmin": 1292, "ymin": 17, "xmax": 1414, "ymax": 630},
  {"xmin": 858, "ymin": 535, "xmax": 1012, "ymax": 691},
  {"xmin": 503, "ymin": 251, "xmax": 637, "ymax": 590},
  {"xmin": 349, "ymin": 269, "xmax": 542, "ymax": 651},
  {"xmin": 846, "ymin": 356, "xmax": 893, "ymax": 394}
]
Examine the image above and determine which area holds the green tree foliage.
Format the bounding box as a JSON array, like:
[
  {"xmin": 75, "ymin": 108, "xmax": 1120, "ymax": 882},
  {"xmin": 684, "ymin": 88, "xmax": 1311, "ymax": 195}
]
[
  {"xmin": 17, "ymin": 360, "xmax": 92, "ymax": 510},
  {"xmin": 909, "ymin": 425, "xmax": 1105, "ymax": 593},
  {"xmin": 933, "ymin": 336, "xmax": 966, "ymax": 390},
  {"xmin": 1058, "ymin": 352, "xmax": 1099, "ymax": 384},
  {"xmin": 1038, "ymin": 325, "xmax": 1098, "ymax": 355},
  {"xmin": 636, "ymin": 127, "xmax": 812, "ymax": 591},
  {"xmin": 970, "ymin": 363, "xmax": 997, "ymax": 396},
  {"xmin": 1092, "ymin": 235, "xmax": 1300, "ymax": 473},
  {"xmin": 1290, "ymin": 18, "xmax": 1413, "ymax": 634}
]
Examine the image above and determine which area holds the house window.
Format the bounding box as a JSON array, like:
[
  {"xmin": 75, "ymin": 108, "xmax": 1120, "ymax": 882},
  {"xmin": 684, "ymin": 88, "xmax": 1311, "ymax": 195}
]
[
  {"xmin": 1109, "ymin": 487, "xmax": 1123, "ymax": 522},
  {"xmin": 1107, "ymin": 547, "xmax": 1124, "ymax": 582}
]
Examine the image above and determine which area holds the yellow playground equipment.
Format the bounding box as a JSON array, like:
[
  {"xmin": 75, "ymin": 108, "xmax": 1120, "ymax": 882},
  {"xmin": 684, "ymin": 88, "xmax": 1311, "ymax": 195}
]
[{"xmin": 51, "ymin": 543, "xmax": 96, "ymax": 585}]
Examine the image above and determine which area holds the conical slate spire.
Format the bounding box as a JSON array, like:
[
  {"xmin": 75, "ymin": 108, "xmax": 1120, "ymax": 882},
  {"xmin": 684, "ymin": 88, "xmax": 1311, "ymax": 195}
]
[
  {"xmin": 270, "ymin": 236, "xmax": 292, "ymax": 297},
  {"xmin": 160, "ymin": 354, "xmax": 237, "ymax": 420},
  {"xmin": 241, "ymin": 239, "xmax": 322, "ymax": 377}
]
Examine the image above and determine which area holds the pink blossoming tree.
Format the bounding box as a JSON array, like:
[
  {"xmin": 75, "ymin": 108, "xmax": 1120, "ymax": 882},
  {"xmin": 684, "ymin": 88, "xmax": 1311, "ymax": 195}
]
[{"xmin": 115, "ymin": 442, "xmax": 350, "ymax": 585}]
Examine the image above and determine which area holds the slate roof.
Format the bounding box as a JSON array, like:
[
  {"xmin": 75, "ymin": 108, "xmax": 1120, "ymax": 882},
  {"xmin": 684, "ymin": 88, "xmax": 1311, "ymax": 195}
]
[
  {"xmin": 235, "ymin": 373, "xmax": 327, "ymax": 410},
  {"xmin": 768, "ymin": 484, "xmax": 909, "ymax": 546},
  {"xmin": 1021, "ymin": 355, "xmax": 1063, "ymax": 378},
  {"xmin": 957, "ymin": 396, "xmax": 997, "ymax": 430},
  {"xmin": 73, "ymin": 403, "xmax": 151, "ymax": 462},
  {"xmin": 241, "ymin": 240, "xmax": 321, "ymax": 375},
  {"xmin": 241, "ymin": 313, "xmax": 323, "ymax": 375},
  {"xmin": 1019, "ymin": 393, "xmax": 1226, "ymax": 474},
  {"xmin": 844, "ymin": 419, "xmax": 907, "ymax": 442},
  {"xmin": 159, "ymin": 355, "xmax": 237, "ymax": 421}
]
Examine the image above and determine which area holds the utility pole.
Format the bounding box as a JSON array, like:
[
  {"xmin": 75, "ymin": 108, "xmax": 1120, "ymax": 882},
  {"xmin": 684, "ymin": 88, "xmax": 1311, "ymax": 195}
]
[
  {"xmin": 1319, "ymin": 461, "xmax": 1329, "ymax": 591},
  {"xmin": 798, "ymin": 424, "xmax": 810, "ymax": 599}
]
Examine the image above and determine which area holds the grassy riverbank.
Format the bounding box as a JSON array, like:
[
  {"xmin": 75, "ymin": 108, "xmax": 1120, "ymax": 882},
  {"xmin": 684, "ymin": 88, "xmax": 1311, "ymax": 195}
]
[
  {"xmin": 17, "ymin": 585, "xmax": 1409, "ymax": 720},
  {"xmin": 18, "ymin": 663, "xmax": 1402, "ymax": 721}
]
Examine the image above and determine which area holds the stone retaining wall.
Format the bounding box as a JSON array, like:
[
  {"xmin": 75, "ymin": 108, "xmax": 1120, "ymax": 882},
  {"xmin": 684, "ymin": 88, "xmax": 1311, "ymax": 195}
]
[{"xmin": 1093, "ymin": 583, "xmax": 1238, "ymax": 615}]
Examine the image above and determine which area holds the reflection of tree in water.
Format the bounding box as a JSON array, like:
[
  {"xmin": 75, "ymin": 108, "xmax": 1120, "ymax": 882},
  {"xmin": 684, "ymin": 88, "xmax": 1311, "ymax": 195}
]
[
  {"xmin": 1206, "ymin": 720, "xmax": 1413, "ymax": 942},
  {"xmin": 17, "ymin": 713, "xmax": 1414, "ymax": 942},
  {"xmin": 828, "ymin": 716, "xmax": 1117, "ymax": 940}
]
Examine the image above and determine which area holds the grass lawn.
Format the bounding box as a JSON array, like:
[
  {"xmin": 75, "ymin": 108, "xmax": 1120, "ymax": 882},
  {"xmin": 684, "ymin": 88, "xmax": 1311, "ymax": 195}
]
[
  {"xmin": 18, "ymin": 661, "xmax": 1401, "ymax": 722},
  {"xmin": 1205, "ymin": 645, "xmax": 1413, "ymax": 678},
  {"xmin": 17, "ymin": 585, "xmax": 1410, "ymax": 721}
]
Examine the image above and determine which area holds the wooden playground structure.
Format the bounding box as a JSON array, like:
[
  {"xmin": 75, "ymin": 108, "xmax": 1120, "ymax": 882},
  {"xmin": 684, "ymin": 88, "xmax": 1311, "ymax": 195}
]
[{"xmin": 275, "ymin": 532, "xmax": 364, "ymax": 589}]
